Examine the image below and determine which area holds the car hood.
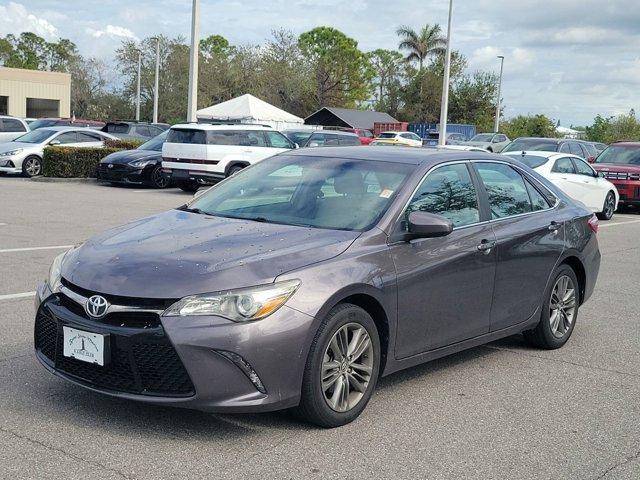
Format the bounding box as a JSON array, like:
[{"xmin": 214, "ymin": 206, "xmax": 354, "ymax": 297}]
[
  {"xmin": 0, "ymin": 141, "xmax": 39, "ymax": 153},
  {"xmin": 101, "ymin": 149, "xmax": 160, "ymax": 164},
  {"xmin": 593, "ymin": 163, "xmax": 640, "ymax": 172},
  {"xmin": 62, "ymin": 209, "xmax": 359, "ymax": 299}
]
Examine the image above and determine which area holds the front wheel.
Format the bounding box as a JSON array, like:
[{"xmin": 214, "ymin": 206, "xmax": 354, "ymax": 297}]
[
  {"xmin": 294, "ymin": 303, "xmax": 380, "ymax": 428},
  {"xmin": 148, "ymin": 165, "xmax": 170, "ymax": 189},
  {"xmin": 22, "ymin": 156, "xmax": 42, "ymax": 177},
  {"xmin": 523, "ymin": 264, "xmax": 579, "ymax": 349},
  {"xmin": 596, "ymin": 191, "xmax": 616, "ymax": 220}
]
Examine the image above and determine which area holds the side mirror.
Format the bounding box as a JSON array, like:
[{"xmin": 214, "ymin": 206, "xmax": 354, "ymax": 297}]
[
  {"xmin": 294, "ymin": 143, "xmax": 300, "ymax": 149},
  {"xmin": 406, "ymin": 211, "xmax": 453, "ymax": 240},
  {"xmin": 49, "ymin": 139, "xmax": 61, "ymax": 146}
]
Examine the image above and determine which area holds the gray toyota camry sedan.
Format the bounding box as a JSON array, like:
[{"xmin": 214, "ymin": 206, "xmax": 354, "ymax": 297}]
[{"xmin": 34, "ymin": 147, "xmax": 600, "ymax": 427}]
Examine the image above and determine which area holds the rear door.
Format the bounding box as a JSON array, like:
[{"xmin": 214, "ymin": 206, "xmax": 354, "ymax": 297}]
[
  {"xmin": 570, "ymin": 157, "xmax": 605, "ymax": 211},
  {"xmin": 548, "ymin": 156, "xmax": 580, "ymax": 198},
  {"xmin": 472, "ymin": 161, "xmax": 564, "ymax": 331},
  {"xmin": 76, "ymin": 131, "xmax": 106, "ymax": 148}
]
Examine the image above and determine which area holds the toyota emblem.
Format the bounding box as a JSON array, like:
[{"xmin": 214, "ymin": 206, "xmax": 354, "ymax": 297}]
[{"xmin": 85, "ymin": 295, "xmax": 109, "ymax": 318}]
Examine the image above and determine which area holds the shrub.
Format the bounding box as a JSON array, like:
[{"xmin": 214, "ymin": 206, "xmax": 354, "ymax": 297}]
[
  {"xmin": 104, "ymin": 138, "xmax": 145, "ymax": 149},
  {"xmin": 43, "ymin": 146, "xmax": 121, "ymax": 178}
]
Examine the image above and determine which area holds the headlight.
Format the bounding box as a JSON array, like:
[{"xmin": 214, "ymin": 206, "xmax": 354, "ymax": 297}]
[
  {"xmin": 163, "ymin": 280, "xmax": 301, "ymax": 322},
  {"xmin": 47, "ymin": 252, "xmax": 66, "ymax": 293},
  {"xmin": 129, "ymin": 159, "xmax": 152, "ymax": 168},
  {"xmin": 0, "ymin": 149, "xmax": 23, "ymax": 157}
]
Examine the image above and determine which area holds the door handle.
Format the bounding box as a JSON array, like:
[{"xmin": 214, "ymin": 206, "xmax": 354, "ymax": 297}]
[
  {"xmin": 477, "ymin": 239, "xmax": 496, "ymax": 253},
  {"xmin": 548, "ymin": 221, "xmax": 562, "ymax": 232}
]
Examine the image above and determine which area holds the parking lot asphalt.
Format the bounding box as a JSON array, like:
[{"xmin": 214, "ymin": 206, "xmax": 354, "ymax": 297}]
[{"xmin": 0, "ymin": 176, "xmax": 638, "ymax": 480}]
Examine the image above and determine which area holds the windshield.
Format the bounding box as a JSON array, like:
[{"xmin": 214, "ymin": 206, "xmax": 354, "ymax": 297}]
[
  {"xmin": 595, "ymin": 146, "xmax": 640, "ymax": 165},
  {"xmin": 502, "ymin": 138, "xmax": 558, "ymax": 152},
  {"xmin": 378, "ymin": 133, "xmax": 397, "ymax": 139},
  {"xmin": 27, "ymin": 119, "xmax": 58, "ymax": 130},
  {"xmin": 188, "ymin": 154, "xmax": 412, "ymax": 231},
  {"xmin": 12, "ymin": 129, "xmax": 56, "ymax": 144},
  {"xmin": 471, "ymin": 134, "xmax": 493, "ymax": 142},
  {"xmin": 284, "ymin": 131, "xmax": 313, "ymax": 146},
  {"xmin": 137, "ymin": 131, "xmax": 168, "ymax": 151},
  {"xmin": 504, "ymin": 154, "xmax": 550, "ymax": 169}
]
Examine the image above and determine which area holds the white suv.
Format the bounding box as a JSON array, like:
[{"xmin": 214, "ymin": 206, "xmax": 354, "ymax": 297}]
[{"xmin": 162, "ymin": 124, "xmax": 295, "ymax": 192}]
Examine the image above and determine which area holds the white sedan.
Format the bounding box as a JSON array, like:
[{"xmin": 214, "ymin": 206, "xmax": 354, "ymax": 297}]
[
  {"xmin": 375, "ymin": 131, "xmax": 423, "ymax": 147},
  {"xmin": 0, "ymin": 127, "xmax": 117, "ymax": 177},
  {"xmin": 504, "ymin": 151, "xmax": 619, "ymax": 220}
]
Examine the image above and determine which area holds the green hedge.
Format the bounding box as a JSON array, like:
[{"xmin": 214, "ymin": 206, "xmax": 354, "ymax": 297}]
[
  {"xmin": 104, "ymin": 138, "xmax": 145, "ymax": 149},
  {"xmin": 43, "ymin": 146, "xmax": 121, "ymax": 178}
]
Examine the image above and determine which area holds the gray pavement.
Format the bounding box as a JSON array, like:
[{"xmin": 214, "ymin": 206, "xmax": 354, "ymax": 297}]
[{"xmin": 0, "ymin": 176, "xmax": 638, "ymax": 479}]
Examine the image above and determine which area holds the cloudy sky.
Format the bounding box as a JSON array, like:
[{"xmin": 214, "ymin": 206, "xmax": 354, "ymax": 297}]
[{"xmin": 1, "ymin": 0, "xmax": 638, "ymax": 126}]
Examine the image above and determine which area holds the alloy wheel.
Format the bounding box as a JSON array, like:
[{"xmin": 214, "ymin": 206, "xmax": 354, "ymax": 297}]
[
  {"xmin": 604, "ymin": 193, "xmax": 615, "ymax": 218},
  {"xmin": 321, "ymin": 322, "xmax": 374, "ymax": 413},
  {"xmin": 25, "ymin": 158, "xmax": 41, "ymax": 176},
  {"xmin": 152, "ymin": 167, "xmax": 169, "ymax": 188},
  {"xmin": 549, "ymin": 275, "xmax": 576, "ymax": 338}
]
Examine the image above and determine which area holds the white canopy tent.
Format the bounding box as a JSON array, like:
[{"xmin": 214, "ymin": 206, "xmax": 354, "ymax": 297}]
[{"xmin": 196, "ymin": 94, "xmax": 304, "ymax": 130}]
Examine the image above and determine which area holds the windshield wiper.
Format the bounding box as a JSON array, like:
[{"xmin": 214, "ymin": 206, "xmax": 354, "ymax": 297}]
[{"xmin": 178, "ymin": 206, "xmax": 207, "ymax": 215}]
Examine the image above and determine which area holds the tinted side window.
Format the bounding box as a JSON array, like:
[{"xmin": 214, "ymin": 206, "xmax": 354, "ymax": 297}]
[
  {"xmin": 339, "ymin": 136, "xmax": 360, "ymax": 146},
  {"xmin": 524, "ymin": 178, "xmax": 551, "ymax": 211},
  {"xmin": 76, "ymin": 132, "xmax": 101, "ymax": 142},
  {"xmin": 495, "ymin": 135, "xmax": 507, "ymax": 142},
  {"xmin": 573, "ymin": 158, "xmax": 595, "ymax": 177},
  {"xmin": 406, "ymin": 163, "xmax": 480, "ymax": 228},
  {"xmin": 559, "ymin": 143, "xmax": 571, "ymax": 153},
  {"xmin": 167, "ymin": 129, "xmax": 206, "ymax": 144},
  {"xmin": 475, "ymin": 162, "xmax": 532, "ymax": 219},
  {"xmin": 569, "ymin": 142, "xmax": 584, "ymax": 157},
  {"xmin": 135, "ymin": 125, "xmax": 151, "ymax": 137},
  {"xmin": 264, "ymin": 131, "xmax": 293, "ymax": 149},
  {"xmin": 55, "ymin": 132, "xmax": 78, "ymax": 144},
  {"xmin": 552, "ymin": 157, "xmax": 576, "ymax": 174},
  {"xmin": 2, "ymin": 119, "xmax": 26, "ymax": 132}
]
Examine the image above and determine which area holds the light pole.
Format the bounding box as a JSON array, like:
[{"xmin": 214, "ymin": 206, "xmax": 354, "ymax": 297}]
[
  {"xmin": 153, "ymin": 38, "xmax": 160, "ymax": 123},
  {"xmin": 186, "ymin": 0, "xmax": 200, "ymax": 123},
  {"xmin": 135, "ymin": 50, "xmax": 141, "ymax": 121},
  {"xmin": 438, "ymin": 0, "xmax": 454, "ymax": 146},
  {"xmin": 494, "ymin": 55, "xmax": 505, "ymax": 133}
]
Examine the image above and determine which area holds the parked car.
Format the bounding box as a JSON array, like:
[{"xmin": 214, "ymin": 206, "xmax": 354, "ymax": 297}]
[
  {"xmin": 590, "ymin": 142, "xmax": 608, "ymax": 154},
  {"xmin": 282, "ymin": 129, "xmax": 316, "ymax": 147},
  {"xmin": 502, "ymin": 137, "xmax": 594, "ymax": 160},
  {"xmin": 504, "ymin": 151, "xmax": 618, "ymax": 220},
  {"xmin": 420, "ymin": 131, "xmax": 469, "ymax": 147},
  {"xmin": 35, "ymin": 147, "xmax": 600, "ymax": 427},
  {"xmin": 0, "ymin": 116, "xmax": 29, "ymax": 144},
  {"xmin": 445, "ymin": 132, "xmax": 467, "ymax": 145},
  {"xmin": 305, "ymin": 131, "xmax": 361, "ymax": 147},
  {"xmin": 28, "ymin": 118, "xmax": 105, "ymax": 130},
  {"xmin": 464, "ymin": 133, "xmax": 510, "ymax": 152},
  {"xmin": 376, "ymin": 131, "xmax": 423, "ymax": 147},
  {"xmin": 340, "ymin": 128, "xmax": 375, "ymax": 145},
  {"xmin": 101, "ymin": 121, "xmax": 169, "ymax": 140},
  {"xmin": 592, "ymin": 142, "xmax": 640, "ymax": 207},
  {"xmin": 162, "ymin": 124, "xmax": 296, "ymax": 192},
  {"xmin": 0, "ymin": 127, "xmax": 117, "ymax": 177},
  {"xmin": 97, "ymin": 131, "xmax": 170, "ymax": 188}
]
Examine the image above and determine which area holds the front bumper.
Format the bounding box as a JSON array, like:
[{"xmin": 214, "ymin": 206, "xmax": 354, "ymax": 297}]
[
  {"xmin": 0, "ymin": 159, "xmax": 21, "ymax": 174},
  {"xmin": 607, "ymin": 180, "xmax": 640, "ymax": 205},
  {"xmin": 97, "ymin": 163, "xmax": 151, "ymax": 185},
  {"xmin": 33, "ymin": 283, "xmax": 313, "ymax": 413}
]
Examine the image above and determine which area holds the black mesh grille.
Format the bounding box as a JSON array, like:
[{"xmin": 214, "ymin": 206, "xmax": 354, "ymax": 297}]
[{"xmin": 34, "ymin": 301, "xmax": 195, "ymax": 397}]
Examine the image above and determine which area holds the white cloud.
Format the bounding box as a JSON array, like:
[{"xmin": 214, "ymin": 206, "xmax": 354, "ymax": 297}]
[
  {"xmin": 86, "ymin": 24, "xmax": 138, "ymax": 41},
  {"xmin": 0, "ymin": 1, "xmax": 58, "ymax": 39}
]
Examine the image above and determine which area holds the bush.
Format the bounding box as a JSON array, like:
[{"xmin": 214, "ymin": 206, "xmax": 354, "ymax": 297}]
[
  {"xmin": 43, "ymin": 146, "xmax": 121, "ymax": 178},
  {"xmin": 104, "ymin": 138, "xmax": 145, "ymax": 149}
]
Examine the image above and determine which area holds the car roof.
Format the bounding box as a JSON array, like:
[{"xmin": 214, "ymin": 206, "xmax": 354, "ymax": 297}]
[
  {"xmin": 170, "ymin": 123, "xmax": 275, "ymax": 131},
  {"xmin": 287, "ymin": 146, "xmax": 505, "ymax": 165},
  {"xmin": 502, "ymin": 151, "xmax": 582, "ymax": 160},
  {"xmin": 610, "ymin": 141, "xmax": 640, "ymax": 147}
]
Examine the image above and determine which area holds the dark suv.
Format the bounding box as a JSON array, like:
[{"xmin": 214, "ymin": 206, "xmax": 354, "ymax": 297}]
[
  {"xmin": 101, "ymin": 122, "xmax": 169, "ymax": 140},
  {"xmin": 503, "ymin": 137, "xmax": 597, "ymax": 162},
  {"xmin": 593, "ymin": 142, "xmax": 640, "ymax": 206},
  {"xmin": 28, "ymin": 118, "xmax": 105, "ymax": 131}
]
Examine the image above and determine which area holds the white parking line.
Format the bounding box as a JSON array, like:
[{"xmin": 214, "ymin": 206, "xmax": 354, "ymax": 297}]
[
  {"xmin": 0, "ymin": 223, "xmax": 7, "ymax": 226},
  {"xmin": 600, "ymin": 219, "xmax": 640, "ymax": 228},
  {"xmin": 0, "ymin": 291, "xmax": 35, "ymax": 301},
  {"xmin": 0, "ymin": 245, "xmax": 73, "ymax": 254}
]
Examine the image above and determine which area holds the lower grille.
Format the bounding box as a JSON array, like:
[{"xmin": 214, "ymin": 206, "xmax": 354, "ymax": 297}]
[{"xmin": 34, "ymin": 305, "xmax": 195, "ymax": 397}]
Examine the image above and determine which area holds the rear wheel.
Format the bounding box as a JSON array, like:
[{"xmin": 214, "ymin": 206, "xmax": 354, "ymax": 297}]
[
  {"xmin": 22, "ymin": 156, "xmax": 42, "ymax": 177},
  {"xmin": 294, "ymin": 303, "xmax": 380, "ymax": 428},
  {"xmin": 177, "ymin": 181, "xmax": 199, "ymax": 193},
  {"xmin": 148, "ymin": 165, "xmax": 170, "ymax": 189},
  {"xmin": 523, "ymin": 264, "xmax": 579, "ymax": 349},
  {"xmin": 596, "ymin": 191, "xmax": 616, "ymax": 220}
]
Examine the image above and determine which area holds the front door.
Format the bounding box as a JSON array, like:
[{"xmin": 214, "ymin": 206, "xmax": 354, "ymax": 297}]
[
  {"xmin": 472, "ymin": 161, "xmax": 565, "ymax": 331},
  {"xmin": 391, "ymin": 162, "xmax": 496, "ymax": 358}
]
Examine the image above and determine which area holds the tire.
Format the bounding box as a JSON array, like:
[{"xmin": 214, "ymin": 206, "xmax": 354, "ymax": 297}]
[
  {"xmin": 177, "ymin": 181, "xmax": 199, "ymax": 193},
  {"xmin": 294, "ymin": 303, "xmax": 381, "ymax": 428},
  {"xmin": 596, "ymin": 191, "xmax": 616, "ymax": 221},
  {"xmin": 22, "ymin": 156, "xmax": 42, "ymax": 177},
  {"xmin": 148, "ymin": 165, "xmax": 170, "ymax": 189},
  {"xmin": 523, "ymin": 264, "xmax": 579, "ymax": 349},
  {"xmin": 227, "ymin": 165, "xmax": 244, "ymax": 176}
]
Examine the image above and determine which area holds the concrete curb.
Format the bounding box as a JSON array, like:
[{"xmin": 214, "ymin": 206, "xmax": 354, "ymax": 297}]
[{"xmin": 31, "ymin": 177, "xmax": 96, "ymax": 183}]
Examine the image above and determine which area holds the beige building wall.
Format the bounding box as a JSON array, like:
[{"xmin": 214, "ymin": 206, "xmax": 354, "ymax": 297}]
[{"xmin": 0, "ymin": 67, "xmax": 71, "ymax": 118}]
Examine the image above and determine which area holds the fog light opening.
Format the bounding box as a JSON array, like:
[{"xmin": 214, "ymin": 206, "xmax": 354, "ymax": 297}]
[{"xmin": 217, "ymin": 351, "xmax": 267, "ymax": 394}]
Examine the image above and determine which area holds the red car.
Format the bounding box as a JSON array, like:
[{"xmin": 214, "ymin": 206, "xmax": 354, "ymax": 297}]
[
  {"xmin": 342, "ymin": 128, "xmax": 375, "ymax": 145},
  {"xmin": 593, "ymin": 142, "xmax": 640, "ymax": 207}
]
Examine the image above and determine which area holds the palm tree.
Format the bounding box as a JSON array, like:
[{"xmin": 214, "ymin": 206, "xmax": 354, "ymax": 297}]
[{"xmin": 396, "ymin": 24, "xmax": 446, "ymax": 72}]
